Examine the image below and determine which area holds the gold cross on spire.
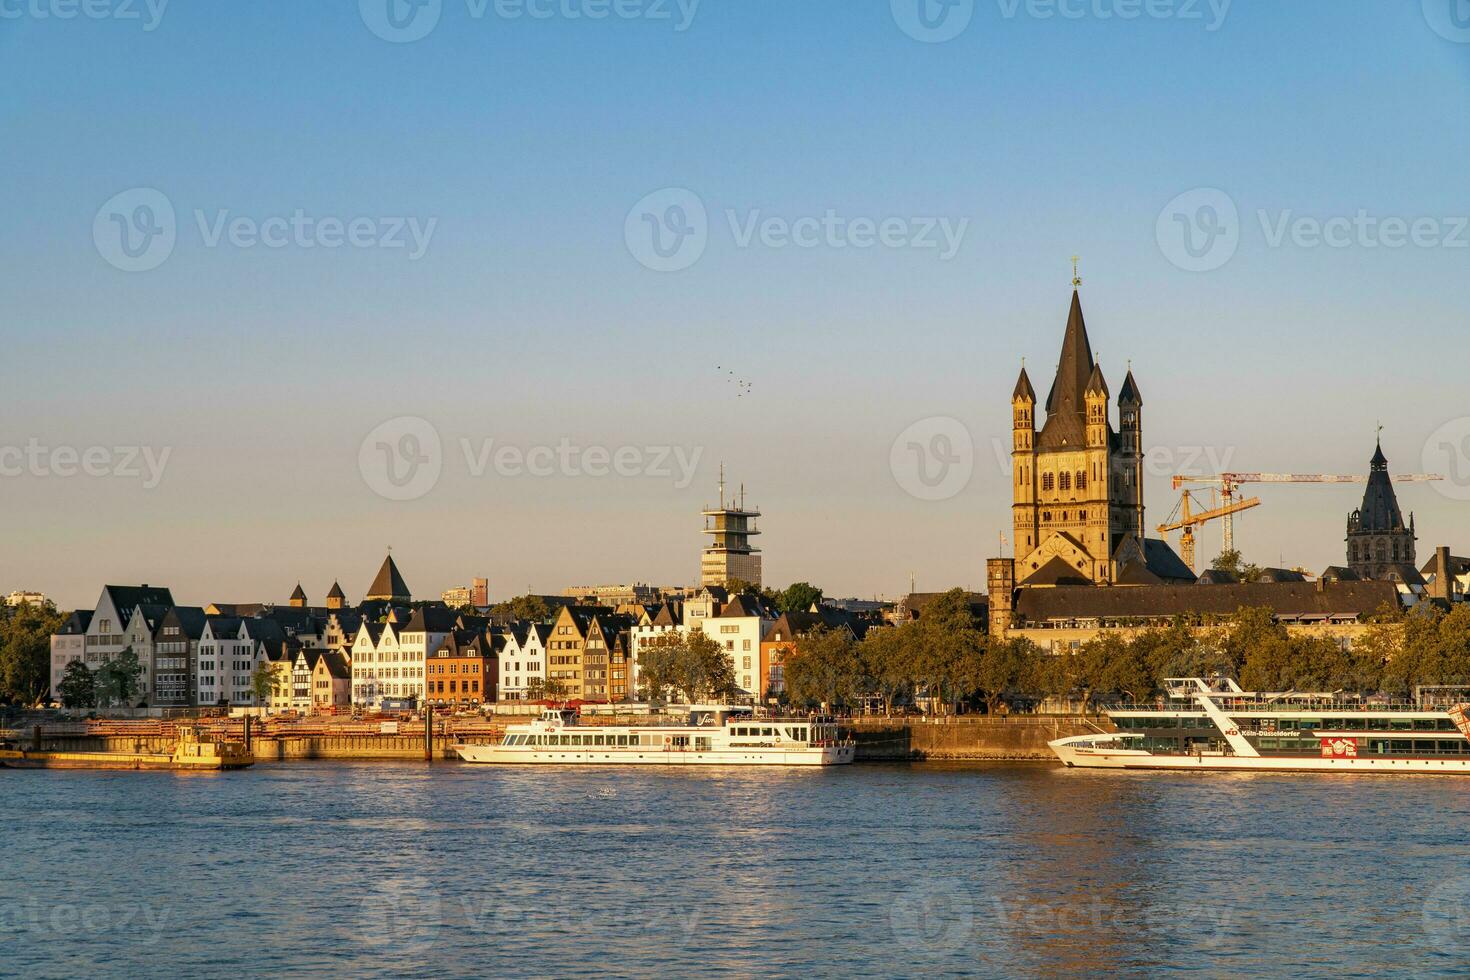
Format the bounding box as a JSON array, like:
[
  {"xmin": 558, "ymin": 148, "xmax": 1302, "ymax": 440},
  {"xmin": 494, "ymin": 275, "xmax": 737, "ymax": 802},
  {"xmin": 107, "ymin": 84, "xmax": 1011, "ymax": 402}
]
[{"xmin": 1071, "ymin": 254, "xmax": 1082, "ymax": 288}]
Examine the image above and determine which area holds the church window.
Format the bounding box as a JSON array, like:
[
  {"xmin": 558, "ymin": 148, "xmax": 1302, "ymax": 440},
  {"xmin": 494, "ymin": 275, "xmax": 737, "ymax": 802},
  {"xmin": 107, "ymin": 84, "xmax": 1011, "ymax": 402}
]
[
  {"xmin": 1042, "ymin": 511, "xmax": 1053, "ymax": 523},
  {"xmin": 1059, "ymin": 472, "xmax": 1071, "ymax": 491},
  {"xmin": 1042, "ymin": 473, "xmax": 1055, "ymax": 492},
  {"xmin": 1079, "ymin": 509, "xmax": 1086, "ymax": 521},
  {"xmin": 1076, "ymin": 470, "xmax": 1087, "ymax": 491}
]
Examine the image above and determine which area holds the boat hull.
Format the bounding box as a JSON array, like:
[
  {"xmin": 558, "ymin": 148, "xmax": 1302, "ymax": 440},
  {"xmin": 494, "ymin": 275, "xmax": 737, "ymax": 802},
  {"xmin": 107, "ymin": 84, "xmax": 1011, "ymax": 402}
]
[
  {"xmin": 1050, "ymin": 741, "xmax": 1470, "ymax": 774},
  {"xmin": 454, "ymin": 743, "xmax": 855, "ymax": 766},
  {"xmin": 0, "ymin": 749, "xmax": 254, "ymax": 771}
]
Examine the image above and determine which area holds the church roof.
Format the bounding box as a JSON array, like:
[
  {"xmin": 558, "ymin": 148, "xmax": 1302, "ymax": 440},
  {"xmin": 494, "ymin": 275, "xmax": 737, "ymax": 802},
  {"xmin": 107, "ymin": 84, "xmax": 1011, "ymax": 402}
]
[
  {"xmin": 290, "ymin": 583, "xmax": 307, "ymax": 601},
  {"xmin": 1038, "ymin": 290, "xmax": 1101, "ymax": 452},
  {"xmin": 366, "ymin": 555, "xmax": 411, "ymax": 601},
  {"xmin": 1012, "ymin": 366, "xmax": 1035, "ymax": 402},
  {"xmin": 1025, "ymin": 556, "xmax": 1093, "ymax": 587},
  {"xmin": 1118, "ymin": 369, "xmax": 1141, "ymax": 406},
  {"xmin": 327, "ymin": 581, "xmax": 346, "ymax": 600},
  {"xmin": 1352, "ymin": 440, "xmax": 1407, "ymax": 532},
  {"xmin": 1085, "ymin": 362, "xmax": 1109, "ymax": 399}
]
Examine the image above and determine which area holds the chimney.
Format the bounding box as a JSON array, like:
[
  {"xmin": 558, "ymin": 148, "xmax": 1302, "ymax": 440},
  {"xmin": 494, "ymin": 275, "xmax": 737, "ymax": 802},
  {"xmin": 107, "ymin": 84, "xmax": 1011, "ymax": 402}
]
[{"xmin": 1431, "ymin": 547, "xmax": 1453, "ymax": 601}]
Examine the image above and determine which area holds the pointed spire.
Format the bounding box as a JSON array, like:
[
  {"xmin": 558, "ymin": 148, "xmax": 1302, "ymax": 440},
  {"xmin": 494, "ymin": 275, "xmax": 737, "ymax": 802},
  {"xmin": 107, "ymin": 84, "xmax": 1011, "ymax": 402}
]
[
  {"xmin": 290, "ymin": 583, "xmax": 307, "ymax": 601},
  {"xmin": 365, "ymin": 554, "xmax": 411, "ymax": 603},
  {"xmin": 1118, "ymin": 367, "xmax": 1142, "ymax": 406},
  {"xmin": 1037, "ymin": 289, "xmax": 1097, "ymax": 450},
  {"xmin": 1086, "ymin": 361, "xmax": 1109, "ymax": 399},
  {"xmin": 1012, "ymin": 364, "xmax": 1035, "ymax": 402}
]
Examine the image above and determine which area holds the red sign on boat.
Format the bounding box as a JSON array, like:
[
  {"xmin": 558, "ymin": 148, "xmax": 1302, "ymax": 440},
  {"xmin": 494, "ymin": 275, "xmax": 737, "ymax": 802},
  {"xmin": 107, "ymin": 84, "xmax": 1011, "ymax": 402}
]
[{"xmin": 1320, "ymin": 737, "xmax": 1358, "ymax": 758}]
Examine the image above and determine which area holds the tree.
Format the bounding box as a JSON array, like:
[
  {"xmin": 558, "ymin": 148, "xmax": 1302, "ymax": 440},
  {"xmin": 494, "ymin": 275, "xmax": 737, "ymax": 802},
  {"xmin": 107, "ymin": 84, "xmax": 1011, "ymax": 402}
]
[
  {"xmin": 973, "ymin": 638, "xmax": 1041, "ymax": 713},
  {"xmin": 776, "ymin": 582, "xmax": 824, "ymax": 614},
  {"xmin": 94, "ymin": 649, "xmax": 144, "ymax": 708},
  {"xmin": 489, "ymin": 595, "xmax": 551, "ymax": 624},
  {"xmin": 0, "ymin": 600, "xmax": 66, "ymax": 705},
  {"xmin": 57, "ymin": 660, "xmax": 96, "ymax": 709},
  {"xmin": 909, "ymin": 589, "xmax": 984, "ymax": 714},
  {"xmin": 525, "ymin": 677, "xmax": 547, "ymax": 701},
  {"xmin": 1210, "ymin": 549, "xmax": 1262, "ymax": 583},
  {"xmin": 636, "ymin": 631, "xmax": 740, "ymax": 704},
  {"xmin": 784, "ymin": 627, "xmax": 864, "ymax": 710},
  {"xmin": 250, "ymin": 661, "xmax": 279, "ymax": 707}
]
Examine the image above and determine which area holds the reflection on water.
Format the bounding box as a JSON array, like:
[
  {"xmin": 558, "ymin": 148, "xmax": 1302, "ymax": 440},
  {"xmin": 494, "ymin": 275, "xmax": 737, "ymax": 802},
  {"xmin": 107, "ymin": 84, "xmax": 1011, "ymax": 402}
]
[{"xmin": 5, "ymin": 762, "xmax": 1470, "ymax": 977}]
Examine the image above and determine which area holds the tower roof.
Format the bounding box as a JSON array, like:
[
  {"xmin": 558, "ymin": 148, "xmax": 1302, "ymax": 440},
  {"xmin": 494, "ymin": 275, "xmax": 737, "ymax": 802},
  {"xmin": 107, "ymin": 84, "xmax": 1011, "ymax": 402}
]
[
  {"xmin": 1085, "ymin": 362, "xmax": 1109, "ymax": 399},
  {"xmin": 327, "ymin": 581, "xmax": 346, "ymax": 599},
  {"xmin": 1118, "ymin": 368, "xmax": 1141, "ymax": 406},
  {"xmin": 1012, "ymin": 366, "xmax": 1035, "ymax": 403},
  {"xmin": 290, "ymin": 583, "xmax": 307, "ymax": 601},
  {"xmin": 365, "ymin": 555, "xmax": 411, "ymax": 602},
  {"xmin": 1038, "ymin": 290, "xmax": 1099, "ymax": 451},
  {"xmin": 1353, "ymin": 440, "xmax": 1406, "ymax": 532}
]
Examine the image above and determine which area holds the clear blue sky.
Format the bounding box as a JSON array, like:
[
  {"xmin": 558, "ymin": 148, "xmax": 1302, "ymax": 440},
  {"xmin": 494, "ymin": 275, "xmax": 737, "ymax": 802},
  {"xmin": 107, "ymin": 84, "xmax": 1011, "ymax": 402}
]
[{"xmin": 2, "ymin": 1, "xmax": 1468, "ymax": 608}]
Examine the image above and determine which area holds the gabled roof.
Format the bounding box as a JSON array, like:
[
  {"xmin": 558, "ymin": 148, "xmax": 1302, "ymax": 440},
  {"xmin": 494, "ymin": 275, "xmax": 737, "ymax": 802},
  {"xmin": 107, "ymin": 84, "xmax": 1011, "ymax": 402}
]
[
  {"xmin": 130, "ymin": 603, "xmax": 171, "ymax": 631},
  {"xmin": 103, "ymin": 585, "xmax": 175, "ymax": 621},
  {"xmin": 317, "ymin": 651, "xmax": 351, "ymax": 679},
  {"xmin": 1026, "ymin": 556, "xmax": 1095, "ymax": 587},
  {"xmin": 1379, "ymin": 563, "xmax": 1427, "ymax": 588},
  {"xmin": 1255, "ymin": 567, "xmax": 1306, "ymax": 584},
  {"xmin": 365, "ymin": 555, "xmax": 411, "ymax": 601},
  {"xmin": 1141, "ymin": 539, "xmax": 1197, "ymax": 584},
  {"xmin": 1419, "ymin": 554, "xmax": 1470, "ymax": 577},
  {"xmin": 403, "ymin": 606, "xmax": 459, "ymax": 634},
  {"xmin": 1037, "ymin": 290, "xmax": 1099, "ymax": 452},
  {"xmin": 1195, "ymin": 569, "xmax": 1239, "ymax": 585},
  {"xmin": 204, "ymin": 616, "xmax": 244, "ymax": 639},
  {"xmin": 1319, "ymin": 566, "xmax": 1361, "ymax": 582},
  {"xmin": 59, "ymin": 610, "xmax": 93, "ymax": 635},
  {"xmin": 719, "ymin": 594, "xmax": 773, "ymax": 619},
  {"xmin": 1085, "ymin": 362, "xmax": 1109, "ymax": 399}
]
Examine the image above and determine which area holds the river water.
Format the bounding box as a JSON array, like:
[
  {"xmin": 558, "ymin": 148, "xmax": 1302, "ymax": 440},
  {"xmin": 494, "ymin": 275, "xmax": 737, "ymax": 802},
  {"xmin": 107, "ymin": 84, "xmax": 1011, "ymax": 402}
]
[{"xmin": 5, "ymin": 761, "xmax": 1470, "ymax": 978}]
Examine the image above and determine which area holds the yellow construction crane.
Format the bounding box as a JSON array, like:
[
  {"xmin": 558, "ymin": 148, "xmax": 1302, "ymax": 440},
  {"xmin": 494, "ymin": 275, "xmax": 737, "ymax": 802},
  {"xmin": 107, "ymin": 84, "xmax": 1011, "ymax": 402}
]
[
  {"xmin": 1157, "ymin": 488, "xmax": 1262, "ymax": 572},
  {"xmin": 1173, "ymin": 471, "xmax": 1443, "ymax": 554}
]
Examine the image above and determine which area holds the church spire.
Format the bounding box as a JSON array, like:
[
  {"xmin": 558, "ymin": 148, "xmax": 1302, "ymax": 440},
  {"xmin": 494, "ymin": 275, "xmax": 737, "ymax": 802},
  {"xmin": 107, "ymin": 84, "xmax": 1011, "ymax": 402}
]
[{"xmin": 1038, "ymin": 288, "xmax": 1097, "ymax": 450}]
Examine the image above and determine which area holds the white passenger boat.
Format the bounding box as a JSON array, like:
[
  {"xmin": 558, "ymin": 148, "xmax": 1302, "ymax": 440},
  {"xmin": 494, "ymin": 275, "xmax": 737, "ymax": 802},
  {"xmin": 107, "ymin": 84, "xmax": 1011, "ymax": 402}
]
[
  {"xmin": 454, "ymin": 707, "xmax": 856, "ymax": 766},
  {"xmin": 1051, "ymin": 677, "xmax": 1470, "ymax": 774}
]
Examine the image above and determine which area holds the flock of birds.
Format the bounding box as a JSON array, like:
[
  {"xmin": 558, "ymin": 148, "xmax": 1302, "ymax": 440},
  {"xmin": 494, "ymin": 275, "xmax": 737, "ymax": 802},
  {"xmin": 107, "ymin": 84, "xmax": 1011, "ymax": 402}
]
[{"xmin": 716, "ymin": 365, "xmax": 753, "ymax": 397}]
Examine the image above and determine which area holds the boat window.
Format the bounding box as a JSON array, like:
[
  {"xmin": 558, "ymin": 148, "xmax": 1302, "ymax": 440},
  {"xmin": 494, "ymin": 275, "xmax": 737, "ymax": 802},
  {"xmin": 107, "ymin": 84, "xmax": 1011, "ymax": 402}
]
[
  {"xmin": 1391, "ymin": 720, "xmax": 1412, "ymax": 731},
  {"xmin": 1415, "ymin": 719, "xmax": 1438, "ymax": 731},
  {"xmin": 1391, "ymin": 740, "xmax": 1413, "ymax": 753}
]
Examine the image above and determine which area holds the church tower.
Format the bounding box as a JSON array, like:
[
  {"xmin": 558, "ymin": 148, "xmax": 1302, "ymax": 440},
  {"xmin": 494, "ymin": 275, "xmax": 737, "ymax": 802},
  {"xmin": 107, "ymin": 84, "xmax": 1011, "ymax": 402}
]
[
  {"xmin": 1346, "ymin": 439, "xmax": 1416, "ymax": 579},
  {"xmin": 1010, "ymin": 283, "xmax": 1144, "ymax": 586}
]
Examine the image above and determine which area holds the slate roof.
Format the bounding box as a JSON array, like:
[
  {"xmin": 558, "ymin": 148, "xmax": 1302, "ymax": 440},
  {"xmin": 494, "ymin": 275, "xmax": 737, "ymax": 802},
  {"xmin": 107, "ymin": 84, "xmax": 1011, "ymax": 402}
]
[
  {"xmin": 318, "ymin": 651, "xmax": 351, "ymax": 679},
  {"xmin": 1319, "ymin": 566, "xmax": 1361, "ymax": 582},
  {"xmin": 327, "ymin": 581, "xmax": 346, "ymax": 600},
  {"xmin": 1351, "ymin": 440, "xmax": 1409, "ymax": 532},
  {"xmin": 1014, "ymin": 580, "xmax": 1399, "ymax": 623},
  {"xmin": 1195, "ymin": 569, "xmax": 1239, "ymax": 585},
  {"xmin": 366, "ymin": 555, "xmax": 411, "ymax": 601},
  {"xmin": 1038, "ymin": 291, "xmax": 1102, "ymax": 452},
  {"xmin": 170, "ymin": 606, "xmax": 208, "ymax": 639},
  {"xmin": 1117, "ymin": 369, "xmax": 1141, "ymax": 406},
  {"xmin": 1255, "ymin": 568, "xmax": 1307, "ymax": 583},
  {"xmin": 59, "ymin": 610, "xmax": 93, "ymax": 634},
  {"xmin": 290, "ymin": 583, "xmax": 307, "ymax": 601},
  {"xmin": 403, "ymin": 606, "xmax": 459, "ymax": 634},
  {"xmin": 1419, "ymin": 554, "xmax": 1470, "ymax": 577},
  {"xmin": 1012, "ymin": 366, "xmax": 1035, "ymax": 402},
  {"xmin": 104, "ymin": 585, "xmax": 175, "ymax": 623}
]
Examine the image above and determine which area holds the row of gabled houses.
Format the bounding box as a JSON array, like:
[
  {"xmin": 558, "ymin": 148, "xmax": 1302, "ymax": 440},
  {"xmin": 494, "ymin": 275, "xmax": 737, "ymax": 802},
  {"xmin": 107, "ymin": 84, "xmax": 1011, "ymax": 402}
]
[{"xmin": 47, "ymin": 556, "xmax": 879, "ymax": 713}]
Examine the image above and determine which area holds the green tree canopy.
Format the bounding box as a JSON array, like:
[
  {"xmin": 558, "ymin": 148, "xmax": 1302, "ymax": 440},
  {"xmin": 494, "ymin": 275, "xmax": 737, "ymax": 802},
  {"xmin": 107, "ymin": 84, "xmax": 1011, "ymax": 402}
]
[
  {"xmin": 57, "ymin": 660, "xmax": 96, "ymax": 709},
  {"xmin": 490, "ymin": 595, "xmax": 551, "ymax": 624},
  {"xmin": 0, "ymin": 600, "xmax": 66, "ymax": 705}
]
